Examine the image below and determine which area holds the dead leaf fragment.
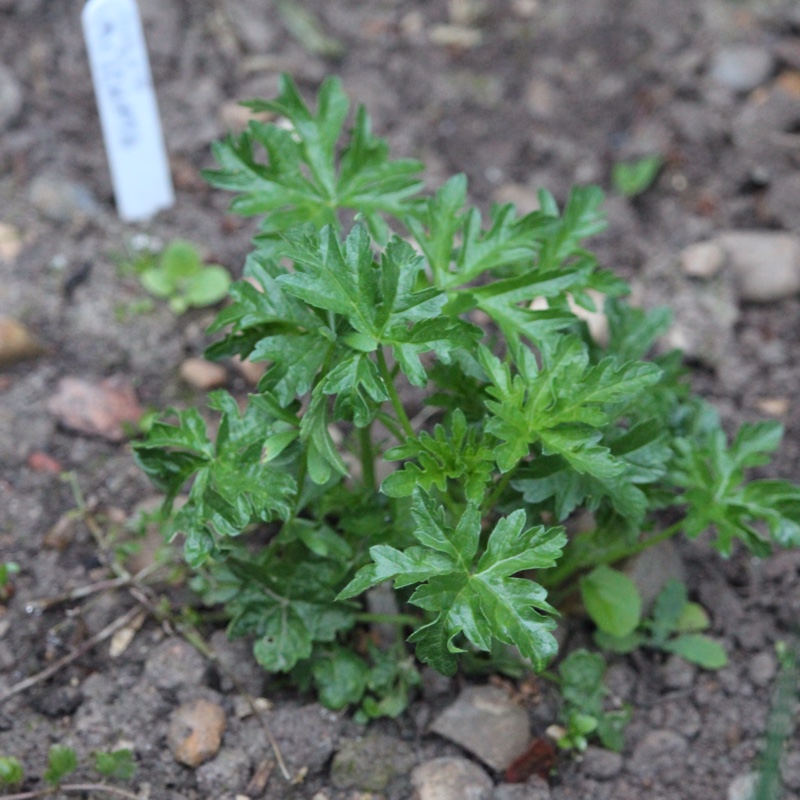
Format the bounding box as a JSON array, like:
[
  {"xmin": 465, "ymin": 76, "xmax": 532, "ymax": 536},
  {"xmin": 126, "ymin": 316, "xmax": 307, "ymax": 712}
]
[
  {"xmin": 429, "ymin": 24, "xmax": 482, "ymax": 49},
  {"xmin": 26, "ymin": 451, "xmax": 63, "ymax": 473},
  {"xmin": 755, "ymin": 397, "xmax": 790, "ymax": 417},
  {"xmin": 109, "ymin": 610, "xmax": 146, "ymax": 658},
  {"xmin": 47, "ymin": 376, "xmax": 143, "ymax": 441},
  {"xmin": 0, "ymin": 317, "xmax": 47, "ymax": 368}
]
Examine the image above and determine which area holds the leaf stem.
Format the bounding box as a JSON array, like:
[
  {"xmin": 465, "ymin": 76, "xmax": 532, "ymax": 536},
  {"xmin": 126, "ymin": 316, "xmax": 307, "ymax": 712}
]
[
  {"xmin": 359, "ymin": 424, "xmax": 377, "ymax": 493},
  {"xmin": 482, "ymin": 470, "xmax": 514, "ymax": 515},
  {"xmin": 0, "ymin": 783, "xmax": 141, "ymax": 800},
  {"xmin": 544, "ymin": 518, "xmax": 685, "ymax": 592},
  {"xmin": 377, "ymin": 348, "xmax": 414, "ymax": 438},
  {"xmin": 355, "ymin": 611, "xmax": 421, "ymax": 628}
]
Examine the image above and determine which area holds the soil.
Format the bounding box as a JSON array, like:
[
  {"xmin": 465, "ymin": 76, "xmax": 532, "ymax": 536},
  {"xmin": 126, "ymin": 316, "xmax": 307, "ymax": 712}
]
[{"xmin": 1, "ymin": 1, "xmax": 800, "ymax": 799}]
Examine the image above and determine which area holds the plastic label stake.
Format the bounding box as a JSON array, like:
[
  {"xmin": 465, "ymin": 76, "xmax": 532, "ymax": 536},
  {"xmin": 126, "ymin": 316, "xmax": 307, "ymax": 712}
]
[{"xmin": 82, "ymin": 0, "xmax": 174, "ymax": 221}]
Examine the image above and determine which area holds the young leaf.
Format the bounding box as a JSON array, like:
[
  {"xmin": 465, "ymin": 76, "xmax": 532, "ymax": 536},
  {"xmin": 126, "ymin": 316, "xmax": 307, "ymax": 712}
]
[
  {"xmin": 579, "ymin": 565, "xmax": 642, "ymax": 638},
  {"xmin": 206, "ymin": 75, "xmax": 423, "ymax": 243},
  {"xmin": 339, "ymin": 490, "xmax": 566, "ymax": 674},
  {"xmin": 0, "ymin": 757, "xmax": 23, "ymax": 786},
  {"xmin": 43, "ymin": 745, "xmax": 78, "ymax": 786},
  {"xmin": 612, "ymin": 154, "xmax": 663, "ymax": 197},
  {"xmin": 664, "ymin": 634, "xmax": 727, "ymax": 669},
  {"xmin": 382, "ymin": 409, "xmax": 495, "ymax": 502},
  {"xmin": 94, "ymin": 749, "xmax": 137, "ymax": 781}
]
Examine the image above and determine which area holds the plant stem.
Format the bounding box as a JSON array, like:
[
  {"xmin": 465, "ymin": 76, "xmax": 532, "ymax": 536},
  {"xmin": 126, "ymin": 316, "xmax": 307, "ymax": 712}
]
[
  {"xmin": 377, "ymin": 348, "xmax": 414, "ymax": 438},
  {"xmin": 544, "ymin": 518, "xmax": 685, "ymax": 592},
  {"xmin": 482, "ymin": 470, "xmax": 514, "ymax": 514},
  {"xmin": 359, "ymin": 424, "xmax": 377, "ymax": 492},
  {"xmin": 0, "ymin": 783, "xmax": 141, "ymax": 800}
]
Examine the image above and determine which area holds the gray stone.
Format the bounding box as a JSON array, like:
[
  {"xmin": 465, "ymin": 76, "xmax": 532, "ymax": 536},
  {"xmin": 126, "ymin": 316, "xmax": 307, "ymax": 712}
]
[
  {"xmin": 709, "ymin": 45, "xmax": 775, "ymax": 92},
  {"xmin": 411, "ymin": 757, "xmax": 493, "ymax": 800},
  {"xmin": 717, "ymin": 231, "xmax": 800, "ymax": 302},
  {"xmin": 494, "ymin": 777, "xmax": 551, "ymax": 800},
  {"xmin": 627, "ymin": 729, "xmax": 688, "ymax": 783},
  {"xmin": 209, "ymin": 630, "xmax": 265, "ymax": 696},
  {"xmin": 727, "ymin": 772, "xmax": 757, "ymax": 800},
  {"xmin": 765, "ymin": 174, "xmax": 800, "ymax": 235},
  {"xmin": 29, "ymin": 173, "xmax": 101, "ymax": 222},
  {"xmin": 748, "ymin": 651, "xmax": 777, "ymax": 688},
  {"xmin": 622, "ymin": 541, "xmax": 687, "ymax": 615},
  {"xmin": 0, "ymin": 62, "xmax": 22, "ymax": 130},
  {"xmin": 580, "ymin": 746, "xmax": 623, "ymax": 780},
  {"xmin": 330, "ymin": 733, "xmax": 415, "ymax": 791},
  {"xmin": 144, "ymin": 637, "xmax": 209, "ymax": 691},
  {"xmin": 195, "ymin": 748, "xmax": 252, "ymax": 796},
  {"xmin": 679, "ymin": 241, "xmax": 724, "ymax": 279},
  {"xmin": 660, "ymin": 653, "xmax": 697, "ymax": 691},
  {"xmin": 263, "ymin": 703, "xmax": 342, "ymax": 774},
  {"xmin": 430, "ymin": 685, "xmax": 531, "ymax": 771}
]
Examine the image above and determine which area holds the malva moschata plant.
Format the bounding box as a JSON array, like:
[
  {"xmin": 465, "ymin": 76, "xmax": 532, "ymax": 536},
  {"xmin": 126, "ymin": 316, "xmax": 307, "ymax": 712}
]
[{"xmin": 133, "ymin": 75, "xmax": 800, "ymax": 730}]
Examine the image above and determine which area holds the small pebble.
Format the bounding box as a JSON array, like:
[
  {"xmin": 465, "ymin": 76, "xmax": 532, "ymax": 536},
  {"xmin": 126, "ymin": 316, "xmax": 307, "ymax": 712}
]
[
  {"xmin": 144, "ymin": 638, "xmax": 208, "ymax": 691},
  {"xmin": 0, "ymin": 317, "xmax": 46, "ymax": 369},
  {"xmin": 727, "ymin": 771, "xmax": 757, "ymax": 800},
  {"xmin": 710, "ymin": 45, "xmax": 775, "ymax": 92},
  {"xmin": 716, "ymin": 231, "xmax": 800, "ymax": 303},
  {"xmin": 167, "ymin": 699, "xmax": 226, "ymax": 767},
  {"xmin": 580, "ymin": 746, "xmax": 623, "ymax": 780},
  {"xmin": 748, "ymin": 651, "xmax": 777, "ymax": 688},
  {"xmin": 179, "ymin": 357, "xmax": 227, "ymax": 391},
  {"xmin": 411, "ymin": 757, "xmax": 493, "ymax": 800},
  {"xmin": 430, "ymin": 685, "xmax": 531, "ymax": 772},
  {"xmin": 195, "ymin": 748, "xmax": 251, "ymax": 795},
  {"xmin": 29, "ymin": 173, "xmax": 100, "ymax": 222},
  {"xmin": 680, "ymin": 241, "xmax": 724, "ymax": 279},
  {"xmin": 661, "ymin": 653, "xmax": 697, "ymax": 691}
]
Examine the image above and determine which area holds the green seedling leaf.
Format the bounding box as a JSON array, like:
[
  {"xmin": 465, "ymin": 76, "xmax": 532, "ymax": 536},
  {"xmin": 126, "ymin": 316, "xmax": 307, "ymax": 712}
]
[
  {"xmin": 612, "ymin": 154, "xmax": 663, "ymax": 197},
  {"xmin": 580, "ymin": 565, "xmax": 642, "ymax": 638},
  {"xmin": 185, "ymin": 265, "xmax": 232, "ymax": 307},
  {"xmin": 675, "ymin": 601, "xmax": 710, "ymax": 634},
  {"xmin": 311, "ymin": 647, "xmax": 369, "ymax": 709},
  {"xmin": 161, "ymin": 239, "xmax": 203, "ymax": 280},
  {"xmin": 594, "ymin": 629, "xmax": 645, "ymax": 654},
  {"xmin": 275, "ymin": 0, "xmax": 344, "ymax": 58},
  {"xmin": 664, "ymin": 634, "xmax": 727, "ymax": 669},
  {"xmin": 0, "ymin": 756, "xmax": 23, "ymax": 786},
  {"xmin": 94, "ymin": 749, "xmax": 137, "ymax": 781},
  {"xmin": 139, "ymin": 266, "xmax": 174, "ymax": 298},
  {"xmin": 43, "ymin": 744, "xmax": 78, "ymax": 786}
]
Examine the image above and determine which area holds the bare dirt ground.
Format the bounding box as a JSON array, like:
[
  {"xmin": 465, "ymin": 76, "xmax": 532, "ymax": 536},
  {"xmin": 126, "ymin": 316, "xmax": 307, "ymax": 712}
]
[{"xmin": 2, "ymin": 1, "xmax": 800, "ymax": 798}]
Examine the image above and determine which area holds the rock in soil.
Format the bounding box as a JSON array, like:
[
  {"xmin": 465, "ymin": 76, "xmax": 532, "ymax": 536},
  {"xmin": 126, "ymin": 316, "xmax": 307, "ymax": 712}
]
[
  {"xmin": 261, "ymin": 703, "xmax": 342, "ymax": 775},
  {"xmin": 727, "ymin": 772, "xmax": 757, "ymax": 800},
  {"xmin": 330, "ymin": 732, "xmax": 415, "ymax": 791},
  {"xmin": 179, "ymin": 357, "xmax": 227, "ymax": 390},
  {"xmin": 709, "ymin": 45, "xmax": 775, "ymax": 92},
  {"xmin": 747, "ymin": 651, "xmax": 777, "ymax": 687},
  {"xmin": 430, "ymin": 685, "xmax": 531, "ymax": 772},
  {"xmin": 144, "ymin": 637, "xmax": 210, "ymax": 692},
  {"xmin": 47, "ymin": 376, "xmax": 143, "ymax": 441},
  {"xmin": 716, "ymin": 231, "xmax": 800, "ymax": 303},
  {"xmin": 622, "ymin": 540, "xmax": 686, "ymax": 614},
  {"xmin": 679, "ymin": 241, "xmax": 725, "ymax": 279},
  {"xmin": 195, "ymin": 747, "xmax": 252, "ymax": 796},
  {"xmin": 29, "ymin": 173, "xmax": 101, "ymax": 222},
  {"xmin": 0, "ymin": 317, "xmax": 46, "ymax": 368},
  {"xmin": 411, "ymin": 756, "xmax": 494, "ymax": 800},
  {"xmin": 765, "ymin": 173, "xmax": 800, "ymax": 235},
  {"xmin": 209, "ymin": 630, "xmax": 265, "ymax": 697},
  {"xmin": 660, "ymin": 653, "xmax": 697, "ymax": 691},
  {"xmin": 494, "ymin": 777, "xmax": 552, "ymax": 800},
  {"xmin": 627, "ymin": 728, "xmax": 689, "ymax": 783},
  {"xmin": 167, "ymin": 698, "xmax": 227, "ymax": 767},
  {"xmin": 579, "ymin": 746, "xmax": 623, "ymax": 781}
]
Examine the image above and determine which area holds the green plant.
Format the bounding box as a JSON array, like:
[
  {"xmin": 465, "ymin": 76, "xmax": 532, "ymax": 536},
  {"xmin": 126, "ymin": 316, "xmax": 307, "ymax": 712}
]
[
  {"xmin": 138, "ymin": 240, "xmax": 231, "ymax": 315},
  {"xmin": 0, "ymin": 746, "xmax": 137, "ymax": 799},
  {"xmin": 553, "ymin": 649, "xmax": 630, "ymax": 752},
  {"xmin": 594, "ymin": 579, "xmax": 727, "ymax": 668},
  {"xmin": 0, "ymin": 561, "xmax": 19, "ymax": 601},
  {"xmin": 612, "ymin": 154, "xmax": 663, "ymax": 197},
  {"xmin": 133, "ymin": 75, "xmax": 800, "ymax": 728}
]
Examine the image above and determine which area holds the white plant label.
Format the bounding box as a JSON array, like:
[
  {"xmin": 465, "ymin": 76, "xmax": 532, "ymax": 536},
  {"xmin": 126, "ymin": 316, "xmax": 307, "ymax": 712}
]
[{"xmin": 82, "ymin": 0, "xmax": 174, "ymax": 221}]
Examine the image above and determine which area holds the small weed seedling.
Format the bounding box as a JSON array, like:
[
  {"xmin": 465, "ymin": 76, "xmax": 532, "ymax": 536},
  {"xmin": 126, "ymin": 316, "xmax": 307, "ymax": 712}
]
[
  {"xmin": 0, "ymin": 746, "xmax": 136, "ymax": 799},
  {"xmin": 612, "ymin": 154, "xmax": 663, "ymax": 197},
  {"xmin": 138, "ymin": 240, "xmax": 231, "ymax": 315},
  {"xmin": 133, "ymin": 76, "xmax": 800, "ymax": 741}
]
